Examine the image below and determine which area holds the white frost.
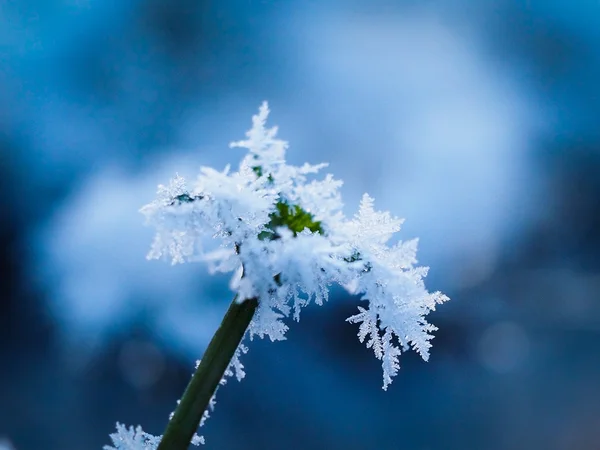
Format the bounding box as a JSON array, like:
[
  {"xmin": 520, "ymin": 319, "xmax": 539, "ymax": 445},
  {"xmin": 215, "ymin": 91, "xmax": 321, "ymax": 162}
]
[
  {"xmin": 140, "ymin": 102, "xmax": 449, "ymax": 389},
  {"xmin": 104, "ymin": 424, "xmax": 161, "ymax": 450},
  {"xmin": 112, "ymin": 102, "xmax": 449, "ymax": 449}
]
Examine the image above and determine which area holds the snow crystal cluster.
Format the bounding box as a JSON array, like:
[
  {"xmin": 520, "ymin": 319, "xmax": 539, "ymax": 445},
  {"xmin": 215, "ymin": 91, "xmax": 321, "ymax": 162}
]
[
  {"xmin": 107, "ymin": 102, "xmax": 448, "ymax": 448},
  {"xmin": 105, "ymin": 425, "xmax": 161, "ymax": 450},
  {"xmin": 104, "ymin": 424, "xmax": 204, "ymax": 450},
  {"xmin": 141, "ymin": 101, "xmax": 448, "ymax": 389}
]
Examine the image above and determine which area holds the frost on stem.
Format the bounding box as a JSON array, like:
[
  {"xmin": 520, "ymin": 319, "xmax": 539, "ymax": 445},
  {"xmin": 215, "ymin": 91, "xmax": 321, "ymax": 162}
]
[
  {"xmin": 111, "ymin": 101, "xmax": 449, "ymax": 448},
  {"xmin": 140, "ymin": 101, "xmax": 448, "ymax": 389},
  {"xmin": 105, "ymin": 424, "xmax": 206, "ymax": 450}
]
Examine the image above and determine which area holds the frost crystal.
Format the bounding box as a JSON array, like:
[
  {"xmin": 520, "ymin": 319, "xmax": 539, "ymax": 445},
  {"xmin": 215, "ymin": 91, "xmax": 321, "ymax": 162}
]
[
  {"xmin": 104, "ymin": 423, "xmax": 203, "ymax": 450},
  {"xmin": 110, "ymin": 102, "xmax": 448, "ymax": 449},
  {"xmin": 140, "ymin": 101, "xmax": 449, "ymax": 390},
  {"xmin": 104, "ymin": 424, "xmax": 161, "ymax": 450}
]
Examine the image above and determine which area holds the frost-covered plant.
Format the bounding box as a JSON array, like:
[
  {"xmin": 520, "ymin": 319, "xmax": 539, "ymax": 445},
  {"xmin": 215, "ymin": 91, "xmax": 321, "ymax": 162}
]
[{"xmin": 106, "ymin": 102, "xmax": 449, "ymax": 449}]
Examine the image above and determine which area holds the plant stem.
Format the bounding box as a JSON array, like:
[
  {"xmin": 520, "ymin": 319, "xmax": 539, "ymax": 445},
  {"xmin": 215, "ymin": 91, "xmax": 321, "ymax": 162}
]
[{"xmin": 157, "ymin": 295, "xmax": 258, "ymax": 450}]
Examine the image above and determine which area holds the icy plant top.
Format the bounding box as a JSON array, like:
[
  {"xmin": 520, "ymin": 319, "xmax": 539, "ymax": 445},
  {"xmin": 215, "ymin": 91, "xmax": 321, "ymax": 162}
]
[{"xmin": 140, "ymin": 102, "xmax": 449, "ymax": 390}]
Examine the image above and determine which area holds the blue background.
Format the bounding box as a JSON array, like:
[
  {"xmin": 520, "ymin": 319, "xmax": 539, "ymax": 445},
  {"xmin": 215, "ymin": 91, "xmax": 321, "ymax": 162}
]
[{"xmin": 2, "ymin": 1, "xmax": 600, "ymax": 449}]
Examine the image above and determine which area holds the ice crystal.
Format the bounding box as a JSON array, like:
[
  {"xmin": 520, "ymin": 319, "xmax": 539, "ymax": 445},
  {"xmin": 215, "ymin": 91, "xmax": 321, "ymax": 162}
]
[
  {"xmin": 104, "ymin": 424, "xmax": 161, "ymax": 450},
  {"xmin": 140, "ymin": 101, "xmax": 449, "ymax": 390},
  {"xmin": 105, "ymin": 422, "xmax": 204, "ymax": 450},
  {"xmin": 111, "ymin": 102, "xmax": 450, "ymax": 449}
]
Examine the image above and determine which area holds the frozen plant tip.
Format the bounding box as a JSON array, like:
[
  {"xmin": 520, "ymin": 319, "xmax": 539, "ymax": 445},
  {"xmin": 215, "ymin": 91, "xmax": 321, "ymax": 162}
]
[{"xmin": 108, "ymin": 102, "xmax": 449, "ymax": 449}]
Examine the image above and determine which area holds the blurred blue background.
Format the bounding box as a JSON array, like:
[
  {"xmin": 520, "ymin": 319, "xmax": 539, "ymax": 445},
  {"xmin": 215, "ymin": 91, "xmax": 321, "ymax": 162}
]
[{"xmin": 2, "ymin": 0, "xmax": 600, "ymax": 448}]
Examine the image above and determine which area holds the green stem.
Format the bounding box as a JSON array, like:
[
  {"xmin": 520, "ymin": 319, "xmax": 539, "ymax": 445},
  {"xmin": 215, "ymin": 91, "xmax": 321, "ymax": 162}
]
[{"xmin": 157, "ymin": 295, "xmax": 258, "ymax": 450}]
